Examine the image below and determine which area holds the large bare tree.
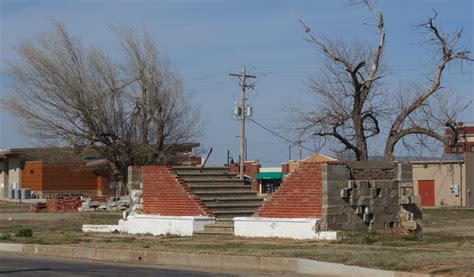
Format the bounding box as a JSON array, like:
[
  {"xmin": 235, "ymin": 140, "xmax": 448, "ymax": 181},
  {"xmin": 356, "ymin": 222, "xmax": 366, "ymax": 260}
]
[
  {"xmin": 292, "ymin": 1, "xmax": 472, "ymax": 161},
  {"xmin": 2, "ymin": 21, "xmax": 201, "ymax": 192}
]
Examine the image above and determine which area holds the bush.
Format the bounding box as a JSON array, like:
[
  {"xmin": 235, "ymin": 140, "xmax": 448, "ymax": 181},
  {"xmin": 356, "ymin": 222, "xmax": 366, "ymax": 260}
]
[
  {"xmin": 0, "ymin": 234, "xmax": 12, "ymax": 240},
  {"xmin": 16, "ymin": 228, "xmax": 33, "ymax": 237}
]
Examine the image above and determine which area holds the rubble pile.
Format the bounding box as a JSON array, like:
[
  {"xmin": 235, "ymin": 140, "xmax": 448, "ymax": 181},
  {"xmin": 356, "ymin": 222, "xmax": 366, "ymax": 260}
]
[
  {"xmin": 47, "ymin": 196, "xmax": 82, "ymax": 212},
  {"xmin": 129, "ymin": 190, "xmax": 143, "ymax": 215},
  {"xmin": 29, "ymin": 202, "xmax": 47, "ymax": 213},
  {"xmin": 78, "ymin": 196, "xmax": 131, "ymax": 212},
  {"xmin": 89, "ymin": 195, "xmax": 109, "ymax": 202}
]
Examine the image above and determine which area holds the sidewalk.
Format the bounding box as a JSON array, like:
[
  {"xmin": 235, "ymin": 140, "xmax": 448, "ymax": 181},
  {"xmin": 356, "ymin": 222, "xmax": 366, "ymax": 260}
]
[{"xmin": 0, "ymin": 243, "xmax": 430, "ymax": 277}]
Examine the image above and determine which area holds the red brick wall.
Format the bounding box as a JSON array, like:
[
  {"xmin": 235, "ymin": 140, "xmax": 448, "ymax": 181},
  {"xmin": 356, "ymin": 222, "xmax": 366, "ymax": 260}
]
[
  {"xmin": 281, "ymin": 163, "xmax": 289, "ymax": 175},
  {"xmin": 42, "ymin": 162, "xmax": 98, "ymax": 193},
  {"xmin": 97, "ymin": 176, "xmax": 114, "ymax": 196},
  {"xmin": 229, "ymin": 161, "xmax": 261, "ymax": 191},
  {"xmin": 142, "ymin": 166, "xmax": 212, "ymax": 216},
  {"xmin": 22, "ymin": 162, "xmax": 44, "ymax": 191},
  {"xmin": 254, "ymin": 162, "xmax": 323, "ymax": 218}
]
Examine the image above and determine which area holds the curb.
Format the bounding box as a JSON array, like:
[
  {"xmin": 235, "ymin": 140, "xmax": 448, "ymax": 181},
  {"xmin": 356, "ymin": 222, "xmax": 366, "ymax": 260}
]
[{"xmin": 0, "ymin": 243, "xmax": 431, "ymax": 277}]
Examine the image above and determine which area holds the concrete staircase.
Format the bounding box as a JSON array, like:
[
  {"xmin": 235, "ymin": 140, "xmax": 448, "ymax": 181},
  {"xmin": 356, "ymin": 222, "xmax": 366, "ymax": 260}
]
[{"xmin": 173, "ymin": 166, "xmax": 264, "ymax": 236}]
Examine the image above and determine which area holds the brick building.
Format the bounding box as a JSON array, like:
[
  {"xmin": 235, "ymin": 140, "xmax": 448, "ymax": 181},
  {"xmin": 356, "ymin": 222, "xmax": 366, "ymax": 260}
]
[
  {"xmin": 0, "ymin": 144, "xmax": 201, "ymax": 199},
  {"xmin": 22, "ymin": 161, "xmax": 108, "ymax": 197},
  {"xmin": 445, "ymin": 124, "xmax": 474, "ymax": 154},
  {"xmin": 411, "ymin": 153, "xmax": 473, "ymax": 207},
  {"xmin": 0, "ymin": 147, "xmax": 102, "ymax": 199},
  {"xmin": 408, "ymin": 124, "xmax": 474, "ymax": 207}
]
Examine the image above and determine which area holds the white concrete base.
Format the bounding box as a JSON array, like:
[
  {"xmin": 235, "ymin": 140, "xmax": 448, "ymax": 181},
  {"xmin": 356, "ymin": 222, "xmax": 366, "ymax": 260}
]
[
  {"xmin": 126, "ymin": 215, "xmax": 215, "ymax": 236},
  {"xmin": 82, "ymin": 224, "xmax": 119, "ymax": 233},
  {"xmin": 82, "ymin": 215, "xmax": 215, "ymax": 237},
  {"xmin": 234, "ymin": 217, "xmax": 338, "ymax": 241}
]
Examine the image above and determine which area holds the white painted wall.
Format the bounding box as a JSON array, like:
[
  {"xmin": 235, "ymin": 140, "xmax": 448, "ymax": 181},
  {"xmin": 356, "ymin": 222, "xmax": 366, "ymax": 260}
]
[
  {"xmin": 0, "ymin": 160, "xmax": 8, "ymax": 199},
  {"xmin": 126, "ymin": 215, "xmax": 215, "ymax": 236},
  {"xmin": 83, "ymin": 215, "xmax": 215, "ymax": 237},
  {"xmin": 8, "ymin": 158, "xmax": 21, "ymax": 190},
  {"xmin": 82, "ymin": 224, "xmax": 119, "ymax": 233},
  {"xmin": 234, "ymin": 217, "xmax": 338, "ymax": 240}
]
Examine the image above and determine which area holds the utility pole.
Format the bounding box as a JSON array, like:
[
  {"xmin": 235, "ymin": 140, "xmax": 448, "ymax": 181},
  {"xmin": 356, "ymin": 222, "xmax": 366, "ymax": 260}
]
[
  {"xmin": 229, "ymin": 67, "xmax": 255, "ymax": 179},
  {"xmin": 295, "ymin": 140, "xmax": 304, "ymax": 160}
]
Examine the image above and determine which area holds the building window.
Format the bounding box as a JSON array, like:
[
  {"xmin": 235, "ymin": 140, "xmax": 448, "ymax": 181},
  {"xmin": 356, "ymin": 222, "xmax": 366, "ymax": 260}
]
[{"xmin": 30, "ymin": 169, "xmax": 34, "ymax": 174}]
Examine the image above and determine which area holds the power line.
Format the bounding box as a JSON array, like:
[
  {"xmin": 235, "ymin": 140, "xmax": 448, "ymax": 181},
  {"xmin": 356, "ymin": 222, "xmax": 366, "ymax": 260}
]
[{"xmin": 247, "ymin": 117, "xmax": 316, "ymax": 153}]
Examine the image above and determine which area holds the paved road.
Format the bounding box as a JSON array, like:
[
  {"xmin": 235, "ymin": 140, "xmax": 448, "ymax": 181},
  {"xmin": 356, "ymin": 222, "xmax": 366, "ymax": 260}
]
[{"xmin": 0, "ymin": 253, "xmax": 300, "ymax": 277}]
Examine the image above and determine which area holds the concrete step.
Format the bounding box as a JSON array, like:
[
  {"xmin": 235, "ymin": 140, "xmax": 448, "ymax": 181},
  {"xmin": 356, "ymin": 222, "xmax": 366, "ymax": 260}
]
[
  {"xmin": 189, "ymin": 185, "xmax": 251, "ymax": 194},
  {"xmin": 200, "ymin": 196, "xmax": 264, "ymax": 201},
  {"xmin": 193, "ymin": 230, "xmax": 234, "ymax": 236},
  {"xmin": 187, "ymin": 184, "xmax": 250, "ymax": 190},
  {"xmin": 192, "ymin": 191, "xmax": 258, "ymax": 197},
  {"xmin": 177, "ymin": 172, "xmax": 237, "ymax": 179},
  {"xmin": 216, "ymin": 218, "xmax": 234, "ymax": 224},
  {"xmin": 206, "ymin": 203, "xmax": 262, "ymax": 209},
  {"xmin": 182, "ymin": 179, "xmax": 244, "ymax": 184},
  {"xmin": 202, "ymin": 223, "xmax": 234, "ymax": 233},
  {"xmin": 212, "ymin": 209, "xmax": 256, "ymax": 218},
  {"xmin": 173, "ymin": 166, "xmax": 230, "ymax": 174},
  {"xmin": 200, "ymin": 197, "xmax": 264, "ymax": 204}
]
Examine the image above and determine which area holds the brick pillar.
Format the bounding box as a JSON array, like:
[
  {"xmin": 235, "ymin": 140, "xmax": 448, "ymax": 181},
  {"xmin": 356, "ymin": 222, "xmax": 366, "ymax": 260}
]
[
  {"xmin": 254, "ymin": 162, "xmax": 323, "ymax": 218},
  {"xmin": 142, "ymin": 166, "xmax": 212, "ymax": 216}
]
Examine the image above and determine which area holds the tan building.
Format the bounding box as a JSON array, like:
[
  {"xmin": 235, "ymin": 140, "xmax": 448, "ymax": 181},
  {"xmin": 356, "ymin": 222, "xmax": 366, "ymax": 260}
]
[
  {"xmin": 282, "ymin": 153, "xmax": 338, "ymax": 174},
  {"xmin": 411, "ymin": 152, "xmax": 473, "ymax": 207}
]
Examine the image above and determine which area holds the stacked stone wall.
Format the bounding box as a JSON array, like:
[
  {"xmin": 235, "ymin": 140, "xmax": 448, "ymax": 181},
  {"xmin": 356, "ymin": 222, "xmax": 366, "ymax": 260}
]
[{"xmin": 322, "ymin": 162, "xmax": 420, "ymax": 231}]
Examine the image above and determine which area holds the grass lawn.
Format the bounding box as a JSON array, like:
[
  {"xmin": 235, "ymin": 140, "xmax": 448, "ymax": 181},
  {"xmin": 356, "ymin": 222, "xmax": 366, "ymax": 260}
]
[{"xmin": 1, "ymin": 201, "xmax": 473, "ymax": 275}]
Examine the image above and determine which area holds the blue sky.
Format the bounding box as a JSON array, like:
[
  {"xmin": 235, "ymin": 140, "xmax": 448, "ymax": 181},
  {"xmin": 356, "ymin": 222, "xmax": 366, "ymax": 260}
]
[{"xmin": 0, "ymin": 0, "xmax": 472, "ymax": 166}]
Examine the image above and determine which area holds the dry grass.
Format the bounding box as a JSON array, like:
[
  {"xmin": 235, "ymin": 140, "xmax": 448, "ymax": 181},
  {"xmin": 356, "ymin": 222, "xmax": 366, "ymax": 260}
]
[{"xmin": 1, "ymin": 201, "xmax": 473, "ymax": 275}]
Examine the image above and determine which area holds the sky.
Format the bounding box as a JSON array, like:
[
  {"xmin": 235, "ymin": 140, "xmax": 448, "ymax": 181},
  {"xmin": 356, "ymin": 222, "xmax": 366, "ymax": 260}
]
[{"xmin": 0, "ymin": 0, "xmax": 473, "ymax": 166}]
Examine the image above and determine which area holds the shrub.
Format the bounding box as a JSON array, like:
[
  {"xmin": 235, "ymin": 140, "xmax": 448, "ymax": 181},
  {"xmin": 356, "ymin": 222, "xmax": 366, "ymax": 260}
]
[
  {"xmin": 0, "ymin": 234, "xmax": 12, "ymax": 240},
  {"xmin": 16, "ymin": 228, "xmax": 33, "ymax": 237}
]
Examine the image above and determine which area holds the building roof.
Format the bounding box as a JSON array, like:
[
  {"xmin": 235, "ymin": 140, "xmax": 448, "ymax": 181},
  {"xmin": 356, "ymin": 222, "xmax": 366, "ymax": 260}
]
[
  {"xmin": 260, "ymin": 167, "xmax": 282, "ymax": 173},
  {"xmin": 302, "ymin": 153, "xmax": 338, "ymax": 162},
  {"xmin": 0, "ymin": 147, "xmax": 100, "ymax": 161}
]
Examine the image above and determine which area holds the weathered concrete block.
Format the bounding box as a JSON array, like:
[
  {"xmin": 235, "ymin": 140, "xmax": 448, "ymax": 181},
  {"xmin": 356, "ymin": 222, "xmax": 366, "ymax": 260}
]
[
  {"xmin": 0, "ymin": 243, "xmax": 23, "ymax": 253},
  {"xmin": 73, "ymin": 247, "xmax": 97, "ymax": 259},
  {"xmin": 222, "ymin": 255, "xmax": 260, "ymax": 270},
  {"xmin": 340, "ymin": 188, "xmax": 349, "ymax": 198},
  {"xmin": 96, "ymin": 248, "xmax": 130, "ymax": 262},
  {"xmin": 158, "ymin": 251, "xmax": 190, "ymax": 266},
  {"xmin": 374, "ymin": 180, "xmax": 396, "ymax": 189},
  {"xmin": 259, "ymin": 257, "xmax": 298, "ymax": 272},
  {"xmin": 143, "ymin": 251, "xmax": 160, "ymax": 264},
  {"xmin": 189, "ymin": 253, "xmax": 222, "ymax": 268},
  {"xmin": 129, "ymin": 250, "xmax": 147, "ymax": 263}
]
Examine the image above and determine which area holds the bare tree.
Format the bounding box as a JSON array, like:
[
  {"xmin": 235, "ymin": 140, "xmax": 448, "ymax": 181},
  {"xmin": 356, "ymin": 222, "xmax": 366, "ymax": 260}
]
[
  {"xmin": 2, "ymin": 20, "xmax": 201, "ymax": 193},
  {"xmin": 292, "ymin": 1, "xmax": 472, "ymax": 161}
]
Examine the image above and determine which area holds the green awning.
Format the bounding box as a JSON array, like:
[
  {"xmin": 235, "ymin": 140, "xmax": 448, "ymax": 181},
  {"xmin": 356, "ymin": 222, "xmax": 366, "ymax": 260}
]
[{"xmin": 256, "ymin": 172, "xmax": 283, "ymax": 180}]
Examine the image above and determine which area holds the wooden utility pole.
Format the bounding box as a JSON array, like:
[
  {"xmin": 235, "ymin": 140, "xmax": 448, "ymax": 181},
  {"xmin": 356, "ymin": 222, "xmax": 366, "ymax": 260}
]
[{"xmin": 229, "ymin": 67, "xmax": 255, "ymax": 179}]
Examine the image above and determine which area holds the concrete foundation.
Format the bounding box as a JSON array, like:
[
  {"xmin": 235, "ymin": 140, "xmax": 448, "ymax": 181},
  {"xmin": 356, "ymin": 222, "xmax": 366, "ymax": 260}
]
[
  {"xmin": 82, "ymin": 224, "xmax": 119, "ymax": 233},
  {"xmin": 234, "ymin": 217, "xmax": 338, "ymax": 240},
  {"xmin": 83, "ymin": 215, "xmax": 215, "ymax": 237}
]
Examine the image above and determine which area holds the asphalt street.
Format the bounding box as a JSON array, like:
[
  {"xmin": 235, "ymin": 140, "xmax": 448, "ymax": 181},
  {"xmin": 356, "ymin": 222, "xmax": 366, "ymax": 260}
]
[
  {"xmin": 0, "ymin": 253, "xmax": 301, "ymax": 277},
  {"xmin": 0, "ymin": 254, "xmax": 224, "ymax": 276}
]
